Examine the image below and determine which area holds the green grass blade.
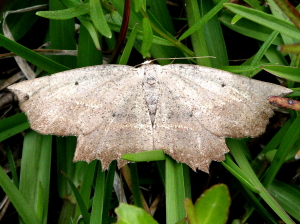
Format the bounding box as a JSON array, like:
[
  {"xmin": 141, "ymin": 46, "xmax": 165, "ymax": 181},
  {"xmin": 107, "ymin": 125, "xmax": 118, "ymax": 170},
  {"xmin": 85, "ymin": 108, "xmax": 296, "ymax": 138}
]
[
  {"xmin": 263, "ymin": 116, "xmax": 300, "ymax": 187},
  {"xmin": 140, "ymin": 17, "xmax": 153, "ymax": 58},
  {"xmin": 130, "ymin": 163, "xmax": 143, "ymax": 208},
  {"xmin": 165, "ymin": 157, "xmax": 187, "ymax": 224},
  {"xmin": 269, "ymin": 180, "xmax": 300, "ymax": 221},
  {"xmin": 119, "ymin": 24, "xmax": 139, "ymax": 65},
  {"xmin": 19, "ymin": 131, "xmax": 52, "ymax": 224},
  {"xmin": 219, "ymin": 11, "xmax": 284, "ymax": 45},
  {"xmin": 0, "ymin": 166, "xmax": 41, "ymax": 224},
  {"xmin": 90, "ymin": 0, "xmax": 112, "ymax": 38},
  {"xmin": 0, "ymin": 113, "xmax": 29, "ymax": 142},
  {"xmin": 61, "ymin": 171, "xmax": 90, "ymax": 224},
  {"xmin": 224, "ymin": 3, "xmax": 300, "ymax": 41},
  {"xmin": 36, "ymin": 3, "xmax": 90, "ymax": 20},
  {"xmin": 90, "ymin": 163, "xmax": 105, "ymax": 224},
  {"xmin": 0, "ymin": 34, "xmax": 69, "ymax": 73},
  {"xmin": 179, "ymin": 0, "xmax": 229, "ymax": 41},
  {"xmin": 263, "ymin": 65, "xmax": 300, "ymax": 82}
]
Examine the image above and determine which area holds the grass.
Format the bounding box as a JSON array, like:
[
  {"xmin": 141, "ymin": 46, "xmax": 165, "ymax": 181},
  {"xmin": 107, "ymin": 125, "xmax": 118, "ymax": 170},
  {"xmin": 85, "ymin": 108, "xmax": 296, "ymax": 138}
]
[{"xmin": 1, "ymin": 0, "xmax": 300, "ymax": 223}]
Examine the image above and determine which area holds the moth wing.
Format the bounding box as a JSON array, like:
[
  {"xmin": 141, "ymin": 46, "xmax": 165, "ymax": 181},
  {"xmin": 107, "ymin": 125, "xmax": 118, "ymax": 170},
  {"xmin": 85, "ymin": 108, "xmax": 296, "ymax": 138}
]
[{"xmin": 9, "ymin": 65, "xmax": 154, "ymax": 169}]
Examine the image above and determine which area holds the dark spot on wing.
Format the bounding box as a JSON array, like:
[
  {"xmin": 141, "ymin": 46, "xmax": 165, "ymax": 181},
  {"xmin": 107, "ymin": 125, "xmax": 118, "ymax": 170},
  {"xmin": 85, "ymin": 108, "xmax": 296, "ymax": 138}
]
[{"xmin": 23, "ymin": 95, "xmax": 29, "ymax": 101}]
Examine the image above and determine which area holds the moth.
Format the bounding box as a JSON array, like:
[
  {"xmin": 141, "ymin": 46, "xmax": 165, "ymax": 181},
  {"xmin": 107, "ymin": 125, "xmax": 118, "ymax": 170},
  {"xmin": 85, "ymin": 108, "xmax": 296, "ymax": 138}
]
[{"xmin": 8, "ymin": 64, "xmax": 292, "ymax": 172}]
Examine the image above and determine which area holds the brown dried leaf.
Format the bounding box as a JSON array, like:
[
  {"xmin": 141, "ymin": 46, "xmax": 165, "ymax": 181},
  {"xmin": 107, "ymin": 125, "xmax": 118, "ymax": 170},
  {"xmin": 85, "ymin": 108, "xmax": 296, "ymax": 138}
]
[{"xmin": 8, "ymin": 64, "xmax": 293, "ymax": 172}]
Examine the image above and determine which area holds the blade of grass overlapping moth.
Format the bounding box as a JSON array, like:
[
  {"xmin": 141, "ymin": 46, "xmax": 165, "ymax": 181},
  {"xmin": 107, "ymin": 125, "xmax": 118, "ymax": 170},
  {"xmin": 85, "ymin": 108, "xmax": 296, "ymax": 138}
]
[
  {"xmin": 219, "ymin": 11, "xmax": 284, "ymax": 45},
  {"xmin": 5, "ymin": 146, "xmax": 19, "ymax": 187},
  {"xmin": 61, "ymin": 171, "xmax": 90, "ymax": 224},
  {"xmin": 224, "ymin": 3, "xmax": 300, "ymax": 41},
  {"xmin": 0, "ymin": 166, "xmax": 41, "ymax": 224},
  {"xmin": 102, "ymin": 161, "xmax": 116, "ymax": 224},
  {"xmin": 3, "ymin": 0, "xmax": 45, "ymax": 41},
  {"xmin": 201, "ymin": 0, "xmax": 229, "ymax": 68},
  {"xmin": 90, "ymin": 163, "xmax": 105, "ymax": 224},
  {"xmin": 74, "ymin": 161, "xmax": 97, "ymax": 221},
  {"xmin": 19, "ymin": 131, "xmax": 52, "ymax": 224},
  {"xmin": 90, "ymin": 0, "xmax": 112, "ymax": 38},
  {"xmin": 227, "ymin": 139, "xmax": 295, "ymax": 223},
  {"xmin": 179, "ymin": 0, "xmax": 228, "ymax": 41},
  {"xmin": 269, "ymin": 180, "xmax": 300, "ymax": 221},
  {"xmin": 119, "ymin": 23, "xmax": 139, "ymax": 65},
  {"xmin": 263, "ymin": 116, "xmax": 300, "ymax": 188},
  {"xmin": 184, "ymin": 0, "xmax": 210, "ymax": 66},
  {"xmin": 122, "ymin": 150, "xmax": 166, "ymax": 162},
  {"xmin": 165, "ymin": 156, "xmax": 187, "ymax": 224},
  {"xmin": 0, "ymin": 113, "xmax": 29, "ymax": 142},
  {"xmin": 0, "ymin": 34, "xmax": 69, "ymax": 73}
]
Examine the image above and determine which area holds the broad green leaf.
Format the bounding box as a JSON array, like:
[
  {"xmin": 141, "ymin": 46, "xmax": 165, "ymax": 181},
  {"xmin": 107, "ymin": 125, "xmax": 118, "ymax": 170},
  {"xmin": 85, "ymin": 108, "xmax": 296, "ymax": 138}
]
[
  {"xmin": 194, "ymin": 184, "xmax": 230, "ymax": 224},
  {"xmin": 115, "ymin": 203, "xmax": 158, "ymax": 224}
]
